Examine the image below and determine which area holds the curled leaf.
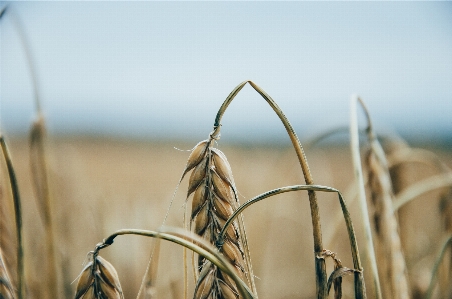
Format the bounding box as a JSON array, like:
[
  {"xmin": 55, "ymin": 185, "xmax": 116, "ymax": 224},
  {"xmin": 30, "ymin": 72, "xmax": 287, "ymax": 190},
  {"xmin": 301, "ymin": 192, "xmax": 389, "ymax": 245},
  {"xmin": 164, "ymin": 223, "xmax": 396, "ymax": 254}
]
[{"xmin": 327, "ymin": 267, "xmax": 357, "ymax": 295}]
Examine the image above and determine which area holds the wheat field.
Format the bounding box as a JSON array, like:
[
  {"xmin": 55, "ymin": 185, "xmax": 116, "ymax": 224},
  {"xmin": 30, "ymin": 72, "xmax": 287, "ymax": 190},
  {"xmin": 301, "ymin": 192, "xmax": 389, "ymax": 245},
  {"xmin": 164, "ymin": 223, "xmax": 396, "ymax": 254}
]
[{"xmin": 2, "ymin": 134, "xmax": 451, "ymax": 298}]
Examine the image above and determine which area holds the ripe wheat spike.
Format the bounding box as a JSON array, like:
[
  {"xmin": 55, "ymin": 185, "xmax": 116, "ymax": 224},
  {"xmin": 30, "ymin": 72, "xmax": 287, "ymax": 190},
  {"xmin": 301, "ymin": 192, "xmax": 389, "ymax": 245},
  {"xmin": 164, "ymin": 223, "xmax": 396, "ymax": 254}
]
[
  {"xmin": 182, "ymin": 132, "xmax": 251, "ymax": 299},
  {"xmin": 74, "ymin": 255, "xmax": 124, "ymax": 299}
]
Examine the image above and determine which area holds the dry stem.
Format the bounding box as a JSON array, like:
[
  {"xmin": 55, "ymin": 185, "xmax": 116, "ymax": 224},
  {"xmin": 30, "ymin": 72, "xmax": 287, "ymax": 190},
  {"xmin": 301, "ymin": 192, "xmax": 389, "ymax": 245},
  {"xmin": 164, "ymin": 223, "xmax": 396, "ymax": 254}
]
[
  {"xmin": 0, "ymin": 135, "xmax": 24, "ymax": 299},
  {"xmin": 214, "ymin": 80, "xmax": 327, "ymax": 298}
]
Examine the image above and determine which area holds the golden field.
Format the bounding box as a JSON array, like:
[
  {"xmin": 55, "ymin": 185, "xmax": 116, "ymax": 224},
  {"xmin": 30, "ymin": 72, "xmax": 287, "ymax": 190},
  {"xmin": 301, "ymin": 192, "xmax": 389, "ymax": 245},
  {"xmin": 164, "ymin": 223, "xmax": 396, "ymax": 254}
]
[{"xmin": 1, "ymin": 135, "xmax": 452, "ymax": 298}]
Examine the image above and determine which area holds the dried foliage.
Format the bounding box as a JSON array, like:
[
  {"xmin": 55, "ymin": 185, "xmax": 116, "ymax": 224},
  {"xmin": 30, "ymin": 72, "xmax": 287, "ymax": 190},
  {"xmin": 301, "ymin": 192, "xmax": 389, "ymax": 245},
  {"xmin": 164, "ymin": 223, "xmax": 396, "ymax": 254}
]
[{"xmin": 1, "ymin": 72, "xmax": 452, "ymax": 299}]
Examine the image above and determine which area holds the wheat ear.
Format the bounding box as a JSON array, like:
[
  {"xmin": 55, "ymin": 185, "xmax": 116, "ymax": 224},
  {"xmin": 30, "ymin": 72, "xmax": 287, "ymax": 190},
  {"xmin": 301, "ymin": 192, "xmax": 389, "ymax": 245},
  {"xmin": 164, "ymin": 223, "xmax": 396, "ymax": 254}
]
[
  {"xmin": 350, "ymin": 95, "xmax": 384, "ymax": 299},
  {"xmin": 356, "ymin": 97, "xmax": 410, "ymax": 299},
  {"xmin": 74, "ymin": 253, "xmax": 124, "ymax": 299},
  {"xmin": 182, "ymin": 129, "xmax": 251, "ymax": 299}
]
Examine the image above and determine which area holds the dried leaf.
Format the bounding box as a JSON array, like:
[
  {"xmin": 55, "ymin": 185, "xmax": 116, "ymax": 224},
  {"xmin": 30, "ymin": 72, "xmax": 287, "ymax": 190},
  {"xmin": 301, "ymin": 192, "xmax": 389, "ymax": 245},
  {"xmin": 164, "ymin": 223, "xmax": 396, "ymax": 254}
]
[{"xmin": 327, "ymin": 267, "xmax": 356, "ymax": 295}]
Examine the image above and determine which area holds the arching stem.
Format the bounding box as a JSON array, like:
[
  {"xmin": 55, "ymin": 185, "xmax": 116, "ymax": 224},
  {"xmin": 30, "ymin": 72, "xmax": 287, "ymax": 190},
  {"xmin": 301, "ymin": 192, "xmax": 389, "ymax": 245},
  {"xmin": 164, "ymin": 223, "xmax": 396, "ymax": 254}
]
[
  {"xmin": 214, "ymin": 80, "xmax": 326, "ymax": 298},
  {"xmin": 96, "ymin": 228, "xmax": 256, "ymax": 299}
]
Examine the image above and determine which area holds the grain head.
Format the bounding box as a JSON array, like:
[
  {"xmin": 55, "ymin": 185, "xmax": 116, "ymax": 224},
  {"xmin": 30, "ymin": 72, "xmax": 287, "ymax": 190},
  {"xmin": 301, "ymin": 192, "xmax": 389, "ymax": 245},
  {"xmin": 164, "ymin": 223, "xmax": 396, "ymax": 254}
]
[
  {"xmin": 182, "ymin": 134, "xmax": 252, "ymax": 299},
  {"xmin": 365, "ymin": 147, "xmax": 410, "ymax": 299},
  {"xmin": 74, "ymin": 255, "xmax": 124, "ymax": 299}
]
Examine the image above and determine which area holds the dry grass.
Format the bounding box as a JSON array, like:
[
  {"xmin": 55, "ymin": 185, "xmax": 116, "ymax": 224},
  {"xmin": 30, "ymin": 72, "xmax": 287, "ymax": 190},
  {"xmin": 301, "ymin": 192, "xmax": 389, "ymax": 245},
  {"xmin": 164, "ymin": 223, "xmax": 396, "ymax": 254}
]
[
  {"xmin": 0, "ymin": 77, "xmax": 450, "ymax": 299},
  {"xmin": 3, "ymin": 2, "xmax": 449, "ymax": 296},
  {"xmin": 1, "ymin": 133, "xmax": 451, "ymax": 298}
]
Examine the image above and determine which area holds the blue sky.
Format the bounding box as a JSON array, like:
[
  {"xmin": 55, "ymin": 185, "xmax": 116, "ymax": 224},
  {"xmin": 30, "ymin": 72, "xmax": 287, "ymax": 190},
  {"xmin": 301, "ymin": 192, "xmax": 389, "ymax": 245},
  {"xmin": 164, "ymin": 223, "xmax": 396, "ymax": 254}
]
[{"xmin": 1, "ymin": 1, "xmax": 451, "ymax": 144}]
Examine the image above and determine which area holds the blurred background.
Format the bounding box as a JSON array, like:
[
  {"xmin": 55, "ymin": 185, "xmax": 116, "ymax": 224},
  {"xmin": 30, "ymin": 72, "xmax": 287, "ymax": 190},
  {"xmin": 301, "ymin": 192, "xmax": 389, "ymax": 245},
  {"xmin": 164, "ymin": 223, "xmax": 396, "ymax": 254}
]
[
  {"xmin": 1, "ymin": 1, "xmax": 451, "ymax": 144},
  {"xmin": 1, "ymin": 2, "xmax": 452, "ymax": 299}
]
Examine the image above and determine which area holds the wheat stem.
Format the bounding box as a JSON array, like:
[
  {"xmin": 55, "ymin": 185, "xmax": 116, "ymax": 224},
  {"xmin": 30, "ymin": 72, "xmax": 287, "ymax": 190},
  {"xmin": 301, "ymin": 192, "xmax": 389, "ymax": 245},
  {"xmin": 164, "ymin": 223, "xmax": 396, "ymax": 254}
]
[
  {"xmin": 425, "ymin": 234, "xmax": 452, "ymax": 299},
  {"xmin": 98, "ymin": 228, "xmax": 256, "ymax": 299},
  {"xmin": 393, "ymin": 172, "xmax": 452, "ymax": 211},
  {"xmin": 0, "ymin": 136, "xmax": 24, "ymax": 299},
  {"xmin": 7, "ymin": 7, "xmax": 41, "ymax": 112},
  {"xmin": 218, "ymin": 184, "xmax": 366, "ymax": 298},
  {"xmin": 214, "ymin": 80, "xmax": 327, "ymax": 298}
]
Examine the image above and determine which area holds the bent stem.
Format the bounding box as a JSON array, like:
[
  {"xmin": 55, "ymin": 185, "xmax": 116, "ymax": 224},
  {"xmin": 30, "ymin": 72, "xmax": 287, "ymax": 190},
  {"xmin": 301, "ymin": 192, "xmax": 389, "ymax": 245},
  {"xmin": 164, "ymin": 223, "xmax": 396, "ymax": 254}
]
[
  {"xmin": 218, "ymin": 184, "xmax": 366, "ymax": 299},
  {"xmin": 393, "ymin": 172, "xmax": 452, "ymax": 211},
  {"xmin": 0, "ymin": 135, "xmax": 25, "ymax": 299},
  {"xmin": 214, "ymin": 80, "xmax": 327, "ymax": 298},
  {"xmin": 95, "ymin": 227, "xmax": 255, "ymax": 299},
  {"xmin": 425, "ymin": 234, "xmax": 452, "ymax": 299}
]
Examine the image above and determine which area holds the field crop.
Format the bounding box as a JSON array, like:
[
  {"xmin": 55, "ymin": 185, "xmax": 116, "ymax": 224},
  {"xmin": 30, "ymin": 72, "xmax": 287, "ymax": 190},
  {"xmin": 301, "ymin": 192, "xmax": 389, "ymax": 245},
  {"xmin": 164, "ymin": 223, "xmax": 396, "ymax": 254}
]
[
  {"xmin": 1, "ymin": 5, "xmax": 451, "ymax": 298},
  {"xmin": 1, "ymin": 81, "xmax": 452, "ymax": 299}
]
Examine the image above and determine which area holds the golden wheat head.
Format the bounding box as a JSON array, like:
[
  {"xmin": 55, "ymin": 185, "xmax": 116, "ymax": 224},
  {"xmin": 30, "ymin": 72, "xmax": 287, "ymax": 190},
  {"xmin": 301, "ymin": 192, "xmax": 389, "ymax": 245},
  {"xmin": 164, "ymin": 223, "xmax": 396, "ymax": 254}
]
[
  {"xmin": 75, "ymin": 255, "xmax": 123, "ymax": 299},
  {"xmin": 182, "ymin": 135, "xmax": 250, "ymax": 299}
]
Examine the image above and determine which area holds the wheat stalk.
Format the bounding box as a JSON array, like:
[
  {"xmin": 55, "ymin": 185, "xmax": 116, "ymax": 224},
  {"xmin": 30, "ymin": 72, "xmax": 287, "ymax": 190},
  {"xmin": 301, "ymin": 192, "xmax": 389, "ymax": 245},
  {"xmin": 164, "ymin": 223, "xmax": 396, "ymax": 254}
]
[
  {"xmin": 0, "ymin": 9, "xmax": 21, "ymax": 299},
  {"xmin": 392, "ymin": 172, "xmax": 452, "ymax": 211},
  {"xmin": 81, "ymin": 227, "xmax": 255, "ymax": 299},
  {"xmin": 425, "ymin": 234, "xmax": 452, "ymax": 299},
  {"xmin": 0, "ymin": 134, "xmax": 24, "ymax": 299},
  {"xmin": 0, "ymin": 154, "xmax": 17, "ymax": 298},
  {"xmin": 218, "ymin": 184, "xmax": 366, "ymax": 298},
  {"xmin": 213, "ymin": 80, "xmax": 327, "ymax": 298},
  {"xmin": 355, "ymin": 97, "xmax": 410, "ymax": 299},
  {"xmin": 29, "ymin": 113, "xmax": 60, "ymax": 298}
]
